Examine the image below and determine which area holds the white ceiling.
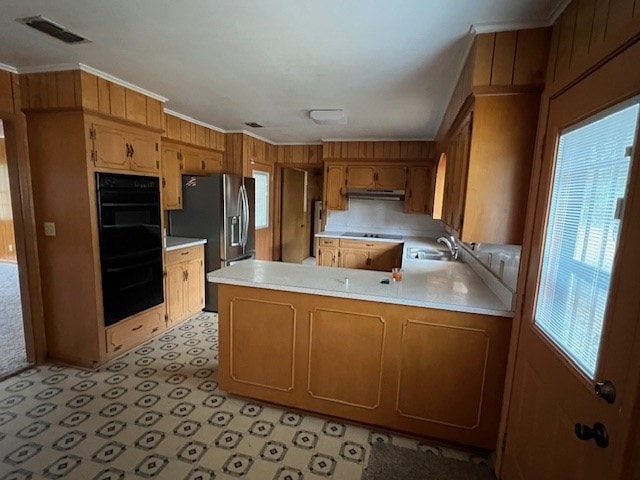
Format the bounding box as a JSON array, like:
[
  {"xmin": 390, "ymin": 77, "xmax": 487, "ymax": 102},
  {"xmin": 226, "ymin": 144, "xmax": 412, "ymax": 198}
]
[{"xmin": 0, "ymin": 1, "xmax": 564, "ymax": 143}]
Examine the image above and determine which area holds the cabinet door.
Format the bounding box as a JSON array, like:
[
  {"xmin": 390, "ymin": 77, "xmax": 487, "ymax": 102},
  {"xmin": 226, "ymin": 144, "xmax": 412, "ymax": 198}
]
[
  {"xmin": 317, "ymin": 246, "xmax": 338, "ymax": 267},
  {"xmin": 182, "ymin": 147, "xmax": 206, "ymax": 174},
  {"xmin": 166, "ymin": 263, "xmax": 185, "ymax": 325},
  {"xmin": 346, "ymin": 165, "xmax": 376, "ymax": 189},
  {"xmin": 202, "ymin": 151, "xmax": 223, "ymax": 174},
  {"xmin": 376, "ymin": 165, "xmax": 407, "ymax": 189},
  {"xmin": 161, "ymin": 144, "xmax": 183, "ymax": 210},
  {"xmin": 340, "ymin": 249, "xmax": 369, "ymax": 269},
  {"xmin": 129, "ymin": 132, "xmax": 160, "ymax": 173},
  {"xmin": 324, "ymin": 164, "xmax": 347, "ymax": 210},
  {"xmin": 404, "ymin": 165, "xmax": 434, "ymax": 214},
  {"xmin": 93, "ymin": 124, "xmax": 129, "ymax": 170},
  {"xmin": 370, "ymin": 245, "xmax": 403, "ymax": 272},
  {"xmin": 185, "ymin": 258, "xmax": 204, "ymax": 316}
]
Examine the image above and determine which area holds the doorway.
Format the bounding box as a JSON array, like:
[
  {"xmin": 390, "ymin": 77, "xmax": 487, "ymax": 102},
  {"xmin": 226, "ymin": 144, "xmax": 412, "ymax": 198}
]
[
  {"xmin": 281, "ymin": 168, "xmax": 308, "ymax": 263},
  {"xmin": 0, "ymin": 119, "xmax": 27, "ymax": 377}
]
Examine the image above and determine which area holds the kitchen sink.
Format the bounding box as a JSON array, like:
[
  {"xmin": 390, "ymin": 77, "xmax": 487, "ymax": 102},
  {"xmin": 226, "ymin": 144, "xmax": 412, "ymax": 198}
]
[{"xmin": 406, "ymin": 247, "xmax": 456, "ymax": 261}]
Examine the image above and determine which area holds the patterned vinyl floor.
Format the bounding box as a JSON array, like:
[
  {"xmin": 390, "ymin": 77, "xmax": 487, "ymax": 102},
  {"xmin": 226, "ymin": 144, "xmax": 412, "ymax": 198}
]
[{"xmin": 0, "ymin": 312, "xmax": 489, "ymax": 479}]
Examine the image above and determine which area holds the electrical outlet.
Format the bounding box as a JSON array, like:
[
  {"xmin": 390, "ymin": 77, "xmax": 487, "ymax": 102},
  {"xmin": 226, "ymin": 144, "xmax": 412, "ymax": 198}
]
[{"xmin": 44, "ymin": 222, "xmax": 56, "ymax": 237}]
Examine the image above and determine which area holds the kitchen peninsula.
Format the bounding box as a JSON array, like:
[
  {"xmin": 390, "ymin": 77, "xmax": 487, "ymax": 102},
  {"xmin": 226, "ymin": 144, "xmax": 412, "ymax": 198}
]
[{"xmin": 208, "ymin": 257, "xmax": 513, "ymax": 449}]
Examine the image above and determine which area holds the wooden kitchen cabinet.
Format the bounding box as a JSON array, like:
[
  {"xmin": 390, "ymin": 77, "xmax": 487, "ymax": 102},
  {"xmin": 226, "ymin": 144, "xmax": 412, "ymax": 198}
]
[
  {"xmin": 218, "ymin": 284, "xmax": 512, "ymax": 449},
  {"xmin": 340, "ymin": 248, "xmax": 369, "ymax": 269},
  {"xmin": 317, "ymin": 246, "xmax": 339, "ymax": 267},
  {"xmin": 324, "ymin": 164, "xmax": 347, "ymax": 210},
  {"xmin": 165, "ymin": 244, "xmax": 205, "ymax": 325},
  {"xmin": 89, "ymin": 119, "xmax": 160, "ymax": 174},
  {"xmin": 405, "ymin": 165, "xmax": 435, "ymax": 214},
  {"xmin": 316, "ymin": 236, "xmax": 403, "ymax": 272},
  {"xmin": 105, "ymin": 304, "xmax": 165, "ymax": 354},
  {"xmin": 161, "ymin": 143, "xmax": 183, "ymax": 210},
  {"xmin": 345, "ymin": 164, "xmax": 407, "ymax": 190},
  {"xmin": 440, "ymin": 93, "xmax": 539, "ymax": 244}
]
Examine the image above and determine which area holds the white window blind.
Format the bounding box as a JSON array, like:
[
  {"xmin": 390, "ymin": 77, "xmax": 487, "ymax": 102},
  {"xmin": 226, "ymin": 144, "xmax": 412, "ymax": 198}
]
[
  {"xmin": 534, "ymin": 100, "xmax": 639, "ymax": 379},
  {"xmin": 253, "ymin": 170, "xmax": 269, "ymax": 229}
]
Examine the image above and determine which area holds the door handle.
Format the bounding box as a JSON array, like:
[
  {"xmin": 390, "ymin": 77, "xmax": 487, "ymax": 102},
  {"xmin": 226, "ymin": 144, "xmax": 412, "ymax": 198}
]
[
  {"xmin": 595, "ymin": 380, "xmax": 616, "ymax": 404},
  {"xmin": 575, "ymin": 422, "xmax": 609, "ymax": 448}
]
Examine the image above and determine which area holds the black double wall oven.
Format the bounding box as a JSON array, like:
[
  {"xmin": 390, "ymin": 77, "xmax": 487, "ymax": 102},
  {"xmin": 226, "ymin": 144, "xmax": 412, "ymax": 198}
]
[{"xmin": 96, "ymin": 173, "xmax": 164, "ymax": 326}]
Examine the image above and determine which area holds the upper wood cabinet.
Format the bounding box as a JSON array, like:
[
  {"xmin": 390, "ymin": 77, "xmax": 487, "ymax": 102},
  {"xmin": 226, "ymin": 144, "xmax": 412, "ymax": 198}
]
[
  {"xmin": 324, "ymin": 164, "xmax": 347, "ymax": 211},
  {"xmin": 89, "ymin": 120, "xmax": 160, "ymax": 174},
  {"xmin": 161, "ymin": 143, "xmax": 182, "ymax": 210},
  {"xmin": 405, "ymin": 165, "xmax": 435, "ymax": 215},
  {"xmin": 181, "ymin": 145, "xmax": 223, "ymax": 175},
  {"xmin": 441, "ymin": 92, "xmax": 539, "ymax": 244},
  {"xmin": 345, "ymin": 164, "xmax": 407, "ymax": 190}
]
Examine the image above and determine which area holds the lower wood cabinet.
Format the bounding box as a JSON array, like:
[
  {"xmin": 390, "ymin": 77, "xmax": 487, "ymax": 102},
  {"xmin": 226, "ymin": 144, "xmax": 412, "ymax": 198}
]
[
  {"xmin": 105, "ymin": 304, "xmax": 165, "ymax": 354},
  {"xmin": 217, "ymin": 285, "xmax": 512, "ymax": 449},
  {"xmin": 165, "ymin": 244, "xmax": 205, "ymax": 325},
  {"xmin": 316, "ymin": 237, "xmax": 403, "ymax": 272}
]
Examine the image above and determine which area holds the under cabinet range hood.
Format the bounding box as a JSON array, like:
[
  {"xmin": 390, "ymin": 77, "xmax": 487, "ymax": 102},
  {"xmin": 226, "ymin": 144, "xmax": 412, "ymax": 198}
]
[{"xmin": 346, "ymin": 189, "xmax": 405, "ymax": 200}]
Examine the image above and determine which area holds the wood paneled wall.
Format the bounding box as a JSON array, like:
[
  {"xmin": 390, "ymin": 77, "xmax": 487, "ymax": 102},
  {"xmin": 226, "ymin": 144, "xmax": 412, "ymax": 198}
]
[
  {"xmin": 546, "ymin": 0, "xmax": 640, "ymax": 91},
  {"xmin": 273, "ymin": 144, "xmax": 322, "ymax": 165},
  {"xmin": 323, "ymin": 141, "xmax": 437, "ymax": 161},
  {"xmin": 0, "ymin": 70, "xmax": 22, "ymax": 114},
  {"xmin": 19, "ymin": 70, "xmax": 164, "ymax": 130},
  {"xmin": 162, "ymin": 113, "xmax": 225, "ymax": 151},
  {"xmin": 437, "ymin": 27, "xmax": 550, "ymax": 141},
  {"xmin": 0, "ymin": 138, "xmax": 17, "ymax": 262}
]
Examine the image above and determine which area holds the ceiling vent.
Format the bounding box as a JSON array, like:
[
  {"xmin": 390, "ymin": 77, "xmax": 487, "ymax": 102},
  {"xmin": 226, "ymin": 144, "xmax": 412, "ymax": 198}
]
[
  {"xmin": 310, "ymin": 110, "xmax": 347, "ymax": 125},
  {"xmin": 244, "ymin": 122, "xmax": 263, "ymax": 128},
  {"xmin": 17, "ymin": 16, "xmax": 90, "ymax": 44}
]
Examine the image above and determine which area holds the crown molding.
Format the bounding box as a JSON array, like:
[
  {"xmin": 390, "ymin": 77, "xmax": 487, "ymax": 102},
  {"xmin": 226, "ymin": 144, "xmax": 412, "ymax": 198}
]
[
  {"xmin": 164, "ymin": 109, "xmax": 225, "ymax": 133},
  {"xmin": 320, "ymin": 137, "xmax": 432, "ymax": 142},
  {"xmin": 0, "ymin": 62, "xmax": 18, "ymax": 74},
  {"xmin": 14, "ymin": 62, "xmax": 168, "ymax": 102},
  {"xmin": 548, "ymin": 0, "xmax": 571, "ymax": 25},
  {"xmin": 470, "ymin": 19, "xmax": 552, "ymax": 34}
]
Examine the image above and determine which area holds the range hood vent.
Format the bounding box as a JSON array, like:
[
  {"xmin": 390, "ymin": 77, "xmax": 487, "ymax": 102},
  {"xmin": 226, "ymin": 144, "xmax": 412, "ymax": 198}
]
[{"xmin": 347, "ymin": 189, "xmax": 405, "ymax": 201}]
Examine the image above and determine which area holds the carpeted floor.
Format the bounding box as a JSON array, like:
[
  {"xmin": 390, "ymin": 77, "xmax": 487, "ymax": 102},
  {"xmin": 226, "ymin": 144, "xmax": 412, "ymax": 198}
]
[
  {"xmin": 0, "ymin": 261, "xmax": 27, "ymax": 377},
  {"xmin": 362, "ymin": 442, "xmax": 495, "ymax": 480}
]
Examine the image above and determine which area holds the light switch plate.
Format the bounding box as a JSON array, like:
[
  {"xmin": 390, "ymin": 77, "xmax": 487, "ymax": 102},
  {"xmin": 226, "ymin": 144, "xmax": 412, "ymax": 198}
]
[{"xmin": 44, "ymin": 222, "xmax": 56, "ymax": 237}]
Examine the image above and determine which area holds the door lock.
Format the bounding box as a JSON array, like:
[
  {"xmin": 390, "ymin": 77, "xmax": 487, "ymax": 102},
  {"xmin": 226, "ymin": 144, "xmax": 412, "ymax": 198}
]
[
  {"xmin": 595, "ymin": 380, "xmax": 616, "ymax": 404},
  {"xmin": 574, "ymin": 422, "xmax": 609, "ymax": 448}
]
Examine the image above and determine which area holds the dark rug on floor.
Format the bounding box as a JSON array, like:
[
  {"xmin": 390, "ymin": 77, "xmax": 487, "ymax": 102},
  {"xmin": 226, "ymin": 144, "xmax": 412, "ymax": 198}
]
[
  {"xmin": 362, "ymin": 443, "xmax": 496, "ymax": 480},
  {"xmin": 0, "ymin": 262, "xmax": 27, "ymax": 376}
]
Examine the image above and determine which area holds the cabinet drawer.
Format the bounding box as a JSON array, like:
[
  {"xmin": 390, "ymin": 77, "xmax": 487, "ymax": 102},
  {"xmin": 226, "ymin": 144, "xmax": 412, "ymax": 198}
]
[
  {"xmin": 318, "ymin": 237, "xmax": 338, "ymax": 247},
  {"xmin": 166, "ymin": 244, "xmax": 204, "ymax": 266},
  {"xmin": 105, "ymin": 304, "xmax": 164, "ymax": 354},
  {"xmin": 339, "ymin": 239, "xmax": 402, "ymax": 250}
]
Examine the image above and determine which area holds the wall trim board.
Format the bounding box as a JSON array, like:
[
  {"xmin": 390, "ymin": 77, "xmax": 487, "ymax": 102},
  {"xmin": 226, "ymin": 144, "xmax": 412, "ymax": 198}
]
[
  {"xmin": 0, "ymin": 63, "xmax": 19, "ymax": 74},
  {"xmin": 164, "ymin": 109, "xmax": 225, "ymax": 133}
]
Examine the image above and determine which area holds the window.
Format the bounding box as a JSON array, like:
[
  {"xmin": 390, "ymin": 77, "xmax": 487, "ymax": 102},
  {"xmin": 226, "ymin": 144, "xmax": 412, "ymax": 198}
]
[
  {"xmin": 253, "ymin": 170, "xmax": 269, "ymax": 230},
  {"xmin": 534, "ymin": 99, "xmax": 639, "ymax": 378}
]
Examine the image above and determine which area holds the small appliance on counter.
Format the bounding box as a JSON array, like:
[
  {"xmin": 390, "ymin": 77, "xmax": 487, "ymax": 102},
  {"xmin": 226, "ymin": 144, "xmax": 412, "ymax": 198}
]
[
  {"xmin": 169, "ymin": 173, "xmax": 255, "ymax": 311},
  {"xmin": 96, "ymin": 172, "xmax": 164, "ymax": 326}
]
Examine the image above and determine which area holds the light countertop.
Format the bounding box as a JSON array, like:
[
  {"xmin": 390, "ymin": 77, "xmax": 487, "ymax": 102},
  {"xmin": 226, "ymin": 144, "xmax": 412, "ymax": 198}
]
[
  {"xmin": 315, "ymin": 231, "xmax": 405, "ymax": 243},
  {"xmin": 207, "ymin": 257, "xmax": 514, "ymax": 318},
  {"xmin": 165, "ymin": 236, "xmax": 207, "ymax": 251}
]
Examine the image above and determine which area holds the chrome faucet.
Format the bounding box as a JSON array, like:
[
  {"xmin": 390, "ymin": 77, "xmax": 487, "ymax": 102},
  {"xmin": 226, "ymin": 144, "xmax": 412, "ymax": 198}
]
[{"xmin": 437, "ymin": 235, "xmax": 459, "ymax": 260}]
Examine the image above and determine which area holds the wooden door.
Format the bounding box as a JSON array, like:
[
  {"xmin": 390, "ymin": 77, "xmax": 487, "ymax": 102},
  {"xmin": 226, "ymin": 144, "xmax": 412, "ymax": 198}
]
[
  {"xmin": 317, "ymin": 246, "xmax": 338, "ymax": 267},
  {"xmin": 501, "ymin": 43, "xmax": 640, "ymax": 480},
  {"xmin": 185, "ymin": 258, "xmax": 204, "ymax": 316},
  {"xmin": 340, "ymin": 248, "xmax": 369, "ymax": 269},
  {"xmin": 92, "ymin": 123, "xmax": 129, "ymax": 170},
  {"xmin": 161, "ymin": 144, "xmax": 182, "ymax": 210},
  {"xmin": 369, "ymin": 245, "xmax": 402, "ymax": 272},
  {"xmin": 165, "ymin": 263, "xmax": 185, "ymax": 324},
  {"xmin": 181, "ymin": 146, "xmax": 205, "ymax": 174},
  {"xmin": 281, "ymin": 168, "xmax": 308, "ymax": 263},
  {"xmin": 202, "ymin": 151, "xmax": 223, "ymax": 174},
  {"xmin": 376, "ymin": 165, "xmax": 407, "ymax": 189},
  {"xmin": 346, "ymin": 165, "xmax": 375, "ymax": 188},
  {"xmin": 129, "ymin": 131, "xmax": 159, "ymax": 173},
  {"xmin": 324, "ymin": 164, "xmax": 347, "ymax": 210},
  {"xmin": 404, "ymin": 165, "xmax": 434, "ymax": 214}
]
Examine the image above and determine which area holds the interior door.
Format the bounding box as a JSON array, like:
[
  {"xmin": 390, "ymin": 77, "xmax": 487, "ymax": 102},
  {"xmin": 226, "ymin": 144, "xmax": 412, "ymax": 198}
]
[
  {"xmin": 281, "ymin": 168, "xmax": 308, "ymax": 263},
  {"xmin": 501, "ymin": 42, "xmax": 640, "ymax": 480},
  {"xmin": 251, "ymin": 161, "xmax": 274, "ymax": 260}
]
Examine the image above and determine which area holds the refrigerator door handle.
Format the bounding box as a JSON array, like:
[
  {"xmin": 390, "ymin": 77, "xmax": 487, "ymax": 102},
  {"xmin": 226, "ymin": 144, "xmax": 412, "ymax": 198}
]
[
  {"xmin": 241, "ymin": 184, "xmax": 250, "ymax": 249},
  {"xmin": 236, "ymin": 187, "xmax": 244, "ymax": 246}
]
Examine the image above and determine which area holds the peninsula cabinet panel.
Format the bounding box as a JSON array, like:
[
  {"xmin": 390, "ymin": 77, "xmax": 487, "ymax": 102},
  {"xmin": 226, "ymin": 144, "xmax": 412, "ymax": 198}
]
[
  {"xmin": 217, "ymin": 285, "xmax": 512, "ymax": 449},
  {"xmin": 324, "ymin": 164, "xmax": 347, "ymax": 210},
  {"xmin": 228, "ymin": 297, "xmax": 296, "ymax": 392},
  {"xmin": 308, "ymin": 308, "xmax": 385, "ymax": 409}
]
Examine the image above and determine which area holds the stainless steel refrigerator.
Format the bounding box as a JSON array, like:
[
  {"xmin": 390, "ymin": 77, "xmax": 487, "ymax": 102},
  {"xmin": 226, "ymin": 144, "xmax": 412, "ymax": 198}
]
[{"xmin": 169, "ymin": 173, "xmax": 255, "ymax": 312}]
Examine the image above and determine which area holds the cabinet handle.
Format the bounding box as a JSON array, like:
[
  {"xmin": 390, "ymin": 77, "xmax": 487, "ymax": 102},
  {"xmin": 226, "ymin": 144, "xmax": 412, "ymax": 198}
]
[
  {"xmin": 185, "ymin": 270, "xmax": 189, "ymax": 281},
  {"xmin": 162, "ymin": 178, "xmax": 166, "ymax": 188},
  {"xmin": 201, "ymin": 160, "xmax": 205, "ymax": 170},
  {"xmin": 125, "ymin": 144, "xmax": 130, "ymax": 157},
  {"xmin": 181, "ymin": 251, "xmax": 189, "ymax": 256},
  {"xmin": 366, "ymin": 257, "xmax": 372, "ymax": 266},
  {"xmin": 131, "ymin": 324, "xmax": 143, "ymax": 331},
  {"xmin": 365, "ymin": 243, "xmax": 374, "ymax": 247}
]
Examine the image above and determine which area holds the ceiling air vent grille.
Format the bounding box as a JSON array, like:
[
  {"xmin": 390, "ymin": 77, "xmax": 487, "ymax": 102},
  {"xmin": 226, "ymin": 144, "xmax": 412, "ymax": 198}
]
[
  {"xmin": 17, "ymin": 16, "xmax": 90, "ymax": 44},
  {"xmin": 244, "ymin": 122, "xmax": 263, "ymax": 128}
]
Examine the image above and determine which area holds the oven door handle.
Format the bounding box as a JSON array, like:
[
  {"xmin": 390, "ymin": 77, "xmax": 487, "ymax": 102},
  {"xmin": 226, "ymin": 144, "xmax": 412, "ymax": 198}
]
[{"xmin": 105, "ymin": 259, "xmax": 160, "ymax": 274}]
